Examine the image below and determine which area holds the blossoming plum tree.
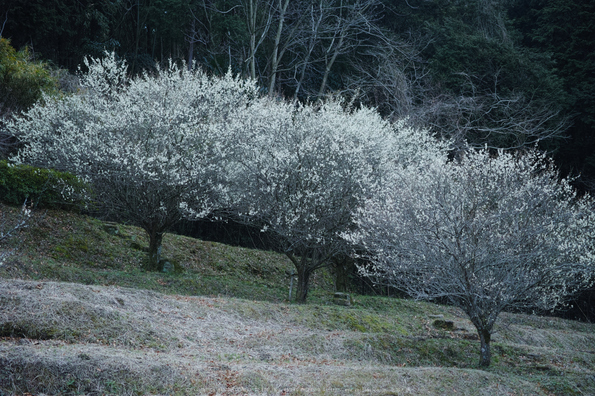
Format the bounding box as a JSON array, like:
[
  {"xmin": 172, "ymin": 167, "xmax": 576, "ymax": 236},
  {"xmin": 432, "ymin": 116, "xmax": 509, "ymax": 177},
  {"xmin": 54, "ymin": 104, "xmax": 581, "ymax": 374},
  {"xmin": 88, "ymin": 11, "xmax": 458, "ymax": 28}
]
[
  {"xmin": 348, "ymin": 149, "xmax": 595, "ymax": 366},
  {"xmin": 9, "ymin": 53, "xmax": 259, "ymax": 271},
  {"xmin": 225, "ymin": 98, "xmax": 446, "ymax": 302}
]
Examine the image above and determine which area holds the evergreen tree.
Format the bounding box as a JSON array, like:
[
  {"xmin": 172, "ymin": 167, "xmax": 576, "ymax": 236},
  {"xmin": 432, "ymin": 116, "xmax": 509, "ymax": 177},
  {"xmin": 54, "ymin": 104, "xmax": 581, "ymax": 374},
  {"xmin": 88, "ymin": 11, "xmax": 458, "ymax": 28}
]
[{"xmin": 511, "ymin": 0, "xmax": 595, "ymax": 188}]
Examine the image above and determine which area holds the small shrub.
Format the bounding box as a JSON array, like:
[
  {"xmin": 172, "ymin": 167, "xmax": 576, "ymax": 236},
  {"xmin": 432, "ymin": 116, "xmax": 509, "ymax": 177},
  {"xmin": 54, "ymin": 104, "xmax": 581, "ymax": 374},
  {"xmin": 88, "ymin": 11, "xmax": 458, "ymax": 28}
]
[
  {"xmin": 0, "ymin": 160, "xmax": 88, "ymax": 210},
  {"xmin": 0, "ymin": 37, "xmax": 57, "ymax": 112}
]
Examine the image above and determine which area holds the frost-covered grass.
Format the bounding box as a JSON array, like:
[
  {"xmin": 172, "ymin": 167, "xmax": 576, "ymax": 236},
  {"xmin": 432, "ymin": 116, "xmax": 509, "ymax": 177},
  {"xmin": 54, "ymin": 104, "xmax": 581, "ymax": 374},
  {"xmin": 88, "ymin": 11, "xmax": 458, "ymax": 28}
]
[{"xmin": 0, "ymin": 205, "xmax": 594, "ymax": 395}]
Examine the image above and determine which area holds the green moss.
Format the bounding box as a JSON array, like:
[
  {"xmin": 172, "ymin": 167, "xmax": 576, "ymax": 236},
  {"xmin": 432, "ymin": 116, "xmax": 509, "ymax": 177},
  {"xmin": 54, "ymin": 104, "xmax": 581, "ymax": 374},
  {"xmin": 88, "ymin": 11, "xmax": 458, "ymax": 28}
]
[
  {"xmin": 52, "ymin": 235, "xmax": 92, "ymax": 262},
  {"xmin": 535, "ymin": 376, "xmax": 583, "ymax": 395},
  {"xmin": 0, "ymin": 322, "xmax": 59, "ymax": 340},
  {"xmin": 347, "ymin": 334, "xmax": 478, "ymax": 367},
  {"xmin": 238, "ymin": 371, "xmax": 275, "ymax": 393},
  {"xmin": 330, "ymin": 311, "xmax": 392, "ymax": 333}
]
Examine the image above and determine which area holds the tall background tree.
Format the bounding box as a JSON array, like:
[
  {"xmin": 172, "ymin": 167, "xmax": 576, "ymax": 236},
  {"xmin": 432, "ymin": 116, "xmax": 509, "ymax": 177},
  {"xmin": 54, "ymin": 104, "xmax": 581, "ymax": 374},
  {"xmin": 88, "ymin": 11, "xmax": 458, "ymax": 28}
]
[
  {"xmin": 378, "ymin": 0, "xmax": 570, "ymax": 151},
  {"xmin": 0, "ymin": 38, "xmax": 58, "ymax": 157},
  {"xmin": 509, "ymin": 0, "xmax": 595, "ymax": 189},
  {"xmin": 0, "ymin": 0, "xmax": 115, "ymax": 70}
]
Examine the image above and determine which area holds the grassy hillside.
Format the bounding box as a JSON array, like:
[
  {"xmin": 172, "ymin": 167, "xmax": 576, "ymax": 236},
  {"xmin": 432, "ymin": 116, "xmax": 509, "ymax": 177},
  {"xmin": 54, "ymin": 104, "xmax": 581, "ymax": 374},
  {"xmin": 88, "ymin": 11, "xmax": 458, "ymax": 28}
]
[{"xmin": 1, "ymin": 204, "xmax": 594, "ymax": 395}]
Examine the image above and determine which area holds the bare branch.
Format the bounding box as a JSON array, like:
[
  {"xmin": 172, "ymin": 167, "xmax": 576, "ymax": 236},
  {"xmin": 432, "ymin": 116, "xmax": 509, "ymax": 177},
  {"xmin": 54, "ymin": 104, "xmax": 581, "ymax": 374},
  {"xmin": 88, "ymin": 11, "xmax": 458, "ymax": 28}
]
[
  {"xmin": 0, "ymin": 11, "xmax": 7, "ymax": 37},
  {"xmin": 0, "ymin": 200, "xmax": 32, "ymax": 264},
  {"xmin": 408, "ymin": 79, "xmax": 571, "ymax": 151}
]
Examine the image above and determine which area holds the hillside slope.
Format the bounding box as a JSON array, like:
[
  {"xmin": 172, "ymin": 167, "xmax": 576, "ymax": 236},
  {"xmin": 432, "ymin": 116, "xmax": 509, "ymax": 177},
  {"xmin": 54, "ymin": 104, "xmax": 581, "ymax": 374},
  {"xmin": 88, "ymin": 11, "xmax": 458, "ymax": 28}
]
[{"xmin": 0, "ymin": 206, "xmax": 594, "ymax": 395}]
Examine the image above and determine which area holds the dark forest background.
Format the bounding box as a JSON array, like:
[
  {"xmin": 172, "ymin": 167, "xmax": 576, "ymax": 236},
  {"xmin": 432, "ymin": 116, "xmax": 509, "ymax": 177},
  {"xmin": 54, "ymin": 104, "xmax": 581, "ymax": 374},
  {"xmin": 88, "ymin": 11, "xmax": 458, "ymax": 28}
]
[
  {"xmin": 1, "ymin": 0, "xmax": 593, "ymax": 189},
  {"xmin": 1, "ymin": 0, "xmax": 594, "ymax": 318}
]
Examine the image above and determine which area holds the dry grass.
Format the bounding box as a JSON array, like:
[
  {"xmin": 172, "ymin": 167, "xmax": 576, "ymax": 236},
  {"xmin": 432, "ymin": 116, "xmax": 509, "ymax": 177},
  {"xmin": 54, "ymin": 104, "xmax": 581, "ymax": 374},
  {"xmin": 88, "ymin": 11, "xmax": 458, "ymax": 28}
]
[
  {"xmin": 1, "ymin": 205, "xmax": 594, "ymax": 395},
  {"xmin": 1, "ymin": 278, "xmax": 594, "ymax": 395}
]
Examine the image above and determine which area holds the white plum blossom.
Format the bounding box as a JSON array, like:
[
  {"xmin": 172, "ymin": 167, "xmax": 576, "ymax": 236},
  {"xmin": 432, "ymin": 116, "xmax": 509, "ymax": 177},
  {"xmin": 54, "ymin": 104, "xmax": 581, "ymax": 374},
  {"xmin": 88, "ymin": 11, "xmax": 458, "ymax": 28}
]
[
  {"xmin": 348, "ymin": 148, "xmax": 595, "ymax": 366},
  {"xmin": 9, "ymin": 53, "xmax": 259, "ymax": 271},
  {"xmin": 224, "ymin": 98, "xmax": 446, "ymax": 302}
]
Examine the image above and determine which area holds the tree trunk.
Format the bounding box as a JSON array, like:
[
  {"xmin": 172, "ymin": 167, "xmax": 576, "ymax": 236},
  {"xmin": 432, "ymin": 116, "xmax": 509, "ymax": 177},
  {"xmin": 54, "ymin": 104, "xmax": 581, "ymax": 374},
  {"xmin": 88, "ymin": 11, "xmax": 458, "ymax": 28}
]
[
  {"xmin": 294, "ymin": 2, "xmax": 321, "ymax": 99},
  {"xmin": 268, "ymin": 0, "xmax": 290, "ymax": 95},
  {"xmin": 478, "ymin": 328, "xmax": 492, "ymax": 367},
  {"xmin": 146, "ymin": 229, "xmax": 164, "ymax": 271},
  {"xmin": 247, "ymin": 0, "xmax": 257, "ymax": 80},
  {"xmin": 132, "ymin": 0, "xmax": 142, "ymax": 74},
  {"xmin": 295, "ymin": 265, "xmax": 312, "ymax": 303},
  {"xmin": 318, "ymin": 32, "xmax": 344, "ymax": 98},
  {"xmin": 187, "ymin": 18, "xmax": 195, "ymax": 70},
  {"xmin": 332, "ymin": 254, "xmax": 354, "ymax": 292}
]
